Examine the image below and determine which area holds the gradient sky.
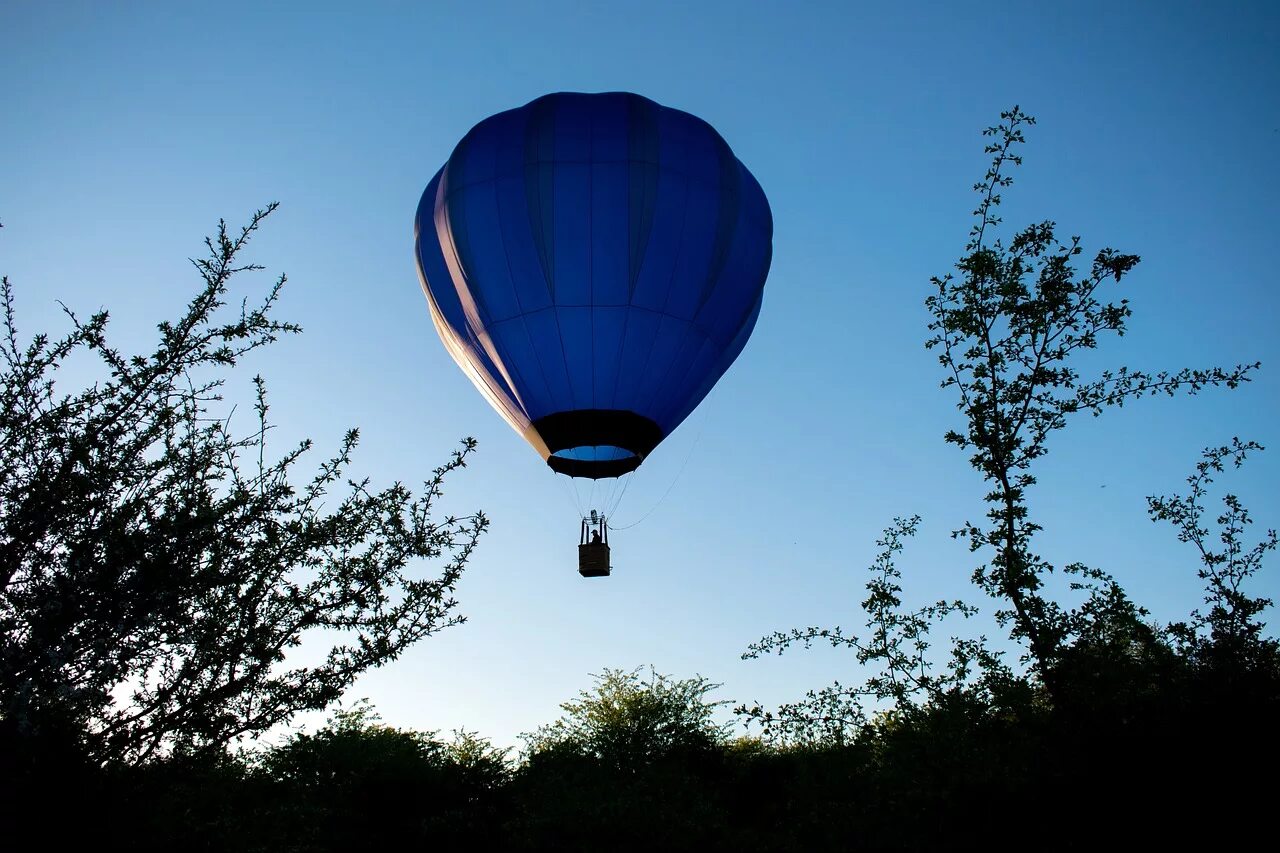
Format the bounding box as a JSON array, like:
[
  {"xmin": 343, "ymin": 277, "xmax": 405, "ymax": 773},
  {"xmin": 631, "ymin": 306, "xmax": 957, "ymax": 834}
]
[{"xmin": 3, "ymin": 0, "xmax": 1277, "ymax": 748}]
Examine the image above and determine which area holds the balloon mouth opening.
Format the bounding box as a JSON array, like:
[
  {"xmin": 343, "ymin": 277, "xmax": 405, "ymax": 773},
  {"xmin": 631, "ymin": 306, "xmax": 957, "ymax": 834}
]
[
  {"xmin": 547, "ymin": 447, "xmax": 642, "ymax": 480},
  {"xmin": 533, "ymin": 410, "xmax": 662, "ymax": 479},
  {"xmin": 552, "ymin": 445, "xmax": 636, "ymax": 463}
]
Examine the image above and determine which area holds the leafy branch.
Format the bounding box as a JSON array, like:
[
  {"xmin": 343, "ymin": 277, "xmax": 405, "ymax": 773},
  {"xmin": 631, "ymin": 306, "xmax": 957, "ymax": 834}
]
[
  {"xmin": 738, "ymin": 517, "xmax": 989, "ymax": 745},
  {"xmin": 0, "ymin": 206, "xmax": 488, "ymax": 763},
  {"xmin": 924, "ymin": 107, "xmax": 1258, "ymax": 689}
]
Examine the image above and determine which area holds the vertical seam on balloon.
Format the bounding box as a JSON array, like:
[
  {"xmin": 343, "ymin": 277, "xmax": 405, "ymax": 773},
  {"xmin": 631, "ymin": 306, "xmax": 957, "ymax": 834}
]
[
  {"xmin": 612, "ymin": 100, "xmax": 637, "ymax": 413},
  {"xmin": 609, "ymin": 176, "xmax": 629, "ymax": 414},
  {"xmin": 631, "ymin": 167, "xmax": 692, "ymax": 418},
  {"xmin": 495, "ymin": 123, "xmax": 525, "ymax": 321},
  {"xmin": 546, "ymin": 107, "xmax": 578, "ymax": 415},
  {"xmin": 627, "ymin": 96, "xmax": 658, "ymax": 302},
  {"xmin": 693, "ymin": 145, "xmax": 742, "ymax": 323},
  {"xmin": 657, "ymin": 337, "xmax": 716, "ymax": 426},
  {"xmin": 641, "ymin": 322, "xmax": 711, "ymax": 421},
  {"xmin": 716, "ymin": 225, "xmax": 770, "ymax": 352},
  {"xmin": 609, "ymin": 288, "xmax": 633, "ymax": 414},
  {"xmin": 658, "ymin": 123, "xmax": 692, "ymax": 320},
  {"xmin": 489, "ymin": 134, "xmax": 550, "ymax": 422},
  {"xmin": 526, "ymin": 100, "xmax": 556, "ymax": 303},
  {"xmin": 640, "ymin": 125, "xmax": 698, "ymax": 417},
  {"xmin": 516, "ymin": 316, "xmax": 556, "ymax": 421},
  {"xmin": 522, "ymin": 102, "xmax": 571, "ymax": 417},
  {"xmin": 668, "ymin": 291, "xmax": 759, "ymax": 428},
  {"xmin": 614, "ymin": 96, "xmax": 653, "ymax": 413}
]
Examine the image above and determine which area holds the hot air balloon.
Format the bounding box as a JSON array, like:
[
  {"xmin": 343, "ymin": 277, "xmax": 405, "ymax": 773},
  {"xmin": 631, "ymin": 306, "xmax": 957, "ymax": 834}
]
[{"xmin": 414, "ymin": 92, "xmax": 772, "ymax": 574}]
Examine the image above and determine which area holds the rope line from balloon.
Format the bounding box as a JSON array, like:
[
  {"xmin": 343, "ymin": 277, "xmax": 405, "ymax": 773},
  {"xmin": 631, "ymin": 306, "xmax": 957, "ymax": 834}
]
[
  {"xmin": 606, "ymin": 470, "xmax": 634, "ymax": 517},
  {"xmin": 608, "ymin": 424, "xmax": 705, "ymax": 531},
  {"xmin": 559, "ymin": 471, "xmax": 584, "ymax": 518}
]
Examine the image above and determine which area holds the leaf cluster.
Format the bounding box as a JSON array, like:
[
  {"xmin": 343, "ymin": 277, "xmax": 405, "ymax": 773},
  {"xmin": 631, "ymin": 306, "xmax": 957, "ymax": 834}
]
[
  {"xmin": 1149, "ymin": 439, "xmax": 1277, "ymax": 664},
  {"xmin": 522, "ymin": 666, "xmax": 731, "ymax": 771}
]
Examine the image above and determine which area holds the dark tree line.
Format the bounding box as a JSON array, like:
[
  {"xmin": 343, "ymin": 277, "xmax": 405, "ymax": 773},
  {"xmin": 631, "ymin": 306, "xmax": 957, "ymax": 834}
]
[{"xmin": 1, "ymin": 109, "xmax": 1275, "ymax": 851}]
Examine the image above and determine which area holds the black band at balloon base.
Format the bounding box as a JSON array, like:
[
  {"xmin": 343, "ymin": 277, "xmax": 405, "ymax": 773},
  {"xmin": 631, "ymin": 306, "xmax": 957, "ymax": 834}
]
[{"xmin": 532, "ymin": 409, "xmax": 663, "ymax": 480}]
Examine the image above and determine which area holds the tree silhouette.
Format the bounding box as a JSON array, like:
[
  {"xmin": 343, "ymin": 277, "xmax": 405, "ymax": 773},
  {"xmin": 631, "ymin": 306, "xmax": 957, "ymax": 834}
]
[
  {"xmin": 0, "ymin": 206, "xmax": 488, "ymax": 763},
  {"xmin": 924, "ymin": 107, "xmax": 1257, "ymax": 691},
  {"xmin": 738, "ymin": 516, "xmax": 998, "ymax": 745},
  {"xmin": 523, "ymin": 667, "xmax": 729, "ymax": 771},
  {"xmin": 1149, "ymin": 439, "xmax": 1277, "ymax": 668}
]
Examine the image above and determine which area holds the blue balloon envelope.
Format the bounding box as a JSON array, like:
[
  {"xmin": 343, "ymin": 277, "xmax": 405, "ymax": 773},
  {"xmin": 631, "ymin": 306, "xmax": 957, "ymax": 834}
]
[{"xmin": 415, "ymin": 92, "xmax": 773, "ymax": 479}]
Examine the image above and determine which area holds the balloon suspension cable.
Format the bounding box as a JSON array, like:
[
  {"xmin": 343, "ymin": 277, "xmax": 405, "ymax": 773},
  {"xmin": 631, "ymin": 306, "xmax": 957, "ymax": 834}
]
[
  {"xmin": 606, "ymin": 470, "xmax": 634, "ymax": 517},
  {"xmin": 558, "ymin": 470, "xmax": 584, "ymax": 518},
  {"xmin": 600, "ymin": 471, "xmax": 619, "ymax": 517},
  {"xmin": 560, "ymin": 457, "xmax": 634, "ymax": 523},
  {"xmin": 609, "ymin": 411, "xmax": 708, "ymax": 532},
  {"xmin": 574, "ymin": 468, "xmax": 630, "ymax": 526}
]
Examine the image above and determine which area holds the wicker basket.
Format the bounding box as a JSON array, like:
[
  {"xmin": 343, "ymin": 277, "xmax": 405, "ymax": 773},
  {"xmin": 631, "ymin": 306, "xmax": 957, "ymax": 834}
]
[{"xmin": 578, "ymin": 542, "xmax": 611, "ymax": 577}]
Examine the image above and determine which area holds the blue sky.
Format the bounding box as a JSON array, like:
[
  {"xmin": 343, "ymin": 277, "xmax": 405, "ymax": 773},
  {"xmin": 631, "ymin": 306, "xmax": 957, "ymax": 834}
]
[{"xmin": 3, "ymin": 0, "xmax": 1277, "ymax": 747}]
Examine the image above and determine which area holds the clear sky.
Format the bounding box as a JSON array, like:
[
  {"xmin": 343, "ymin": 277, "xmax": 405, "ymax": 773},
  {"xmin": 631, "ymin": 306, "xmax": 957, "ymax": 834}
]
[{"xmin": 3, "ymin": 0, "xmax": 1277, "ymax": 748}]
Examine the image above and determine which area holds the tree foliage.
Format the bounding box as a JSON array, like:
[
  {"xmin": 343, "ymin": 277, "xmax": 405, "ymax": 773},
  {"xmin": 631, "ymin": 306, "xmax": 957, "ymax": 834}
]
[
  {"xmin": 1149, "ymin": 439, "xmax": 1277, "ymax": 667},
  {"xmin": 0, "ymin": 206, "xmax": 487, "ymax": 764},
  {"xmin": 253, "ymin": 702, "xmax": 510, "ymax": 849},
  {"xmin": 523, "ymin": 667, "xmax": 730, "ymax": 770},
  {"xmin": 923, "ymin": 106, "xmax": 1257, "ymax": 686},
  {"xmin": 738, "ymin": 106, "xmax": 1268, "ymax": 746},
  {"xmin": 738, "ymin": 516, "xmax": 1007, "ymax": 745}
]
